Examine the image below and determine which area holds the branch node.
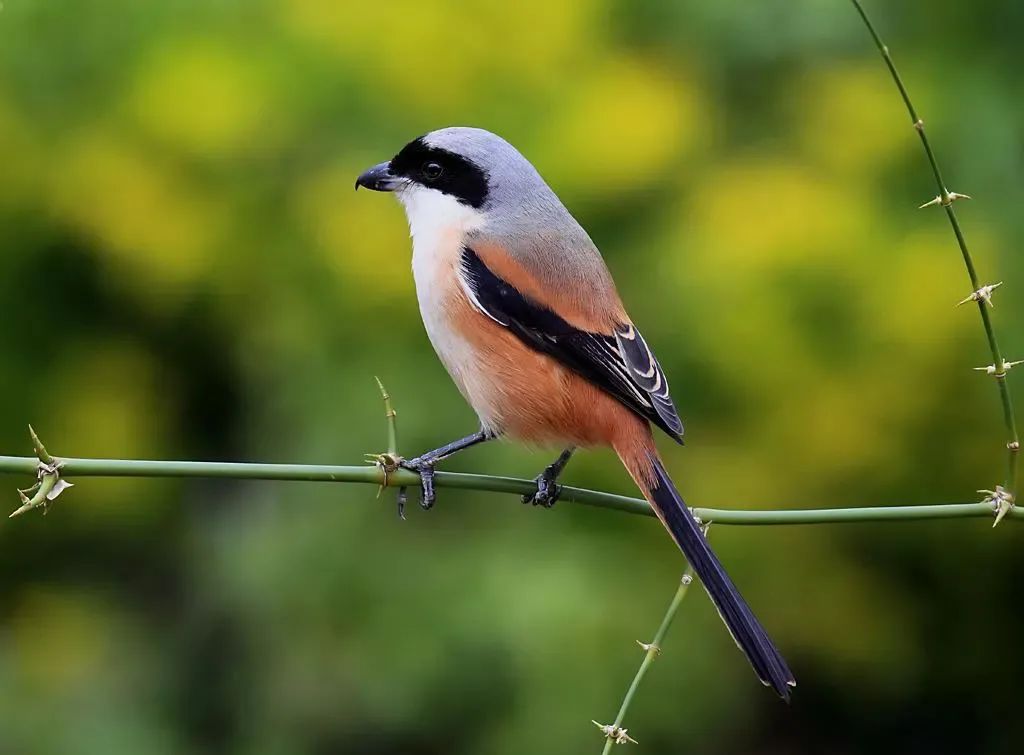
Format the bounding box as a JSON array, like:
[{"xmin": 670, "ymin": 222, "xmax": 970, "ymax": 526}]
[
  {"xmin": 592, "ymin": 721, "xmax": 637, "ymax": 746},
  {"xmin": 957, "ymin": 282, "xmax": 1002, "ymax": 308},
  {"xmin": 635, "ymin": 640, "xmax": 661, "ymax": 655},
  {"xmin": 1009, "ymin": 441, "xmax": 1020, "ymax": 452},
  {"xmin": 913, "ymin": 118, "xmax": 924, "ymax": 131},
  {"xmin": 681, "ymin": 573, "xmax": 693, "ymax": 586},
  {"xmin": 973, "ymin": 359, "xmax": 1023, "ymax": 378},
  {"xmin": 365, "ymin": 452, "xmax": 403, "ymax": 496},
  {"xmin": 919, "ymin": 190, "xmax": 971, "ymax": 209},
  {"xmin": 10, "ymin": 428, "xmax": 72, "ymax": 518},
  {"xmin": 979, "ymin": 486, "xmax": 1014, "ymax": 527}
]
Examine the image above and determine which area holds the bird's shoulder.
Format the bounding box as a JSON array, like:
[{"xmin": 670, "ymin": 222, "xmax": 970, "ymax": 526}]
[{"xmin": 465, "ymin": 234, "xmax": 625, "ymax": 334}]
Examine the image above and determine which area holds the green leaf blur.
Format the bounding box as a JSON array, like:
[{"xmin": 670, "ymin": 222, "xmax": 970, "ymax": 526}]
[{"xmin": 1, "ymin": 1, "xmax": 1022, "ymax": 753}]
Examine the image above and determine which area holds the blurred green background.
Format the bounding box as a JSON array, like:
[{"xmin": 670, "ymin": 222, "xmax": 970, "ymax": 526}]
[{"xmin": 1, "ymin": 1, "xmax": 1023, "ymax": 753}]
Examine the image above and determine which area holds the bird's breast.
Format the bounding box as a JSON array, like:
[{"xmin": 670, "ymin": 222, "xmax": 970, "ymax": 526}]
[{"xmin": 410, "ymin": 225, "xmax": 495, "ymax": 419}]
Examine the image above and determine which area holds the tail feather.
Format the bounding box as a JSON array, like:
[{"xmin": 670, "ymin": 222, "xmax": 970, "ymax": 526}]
[{"xmin": 641, "ymin": 454, "xmax": 795, "ymax": 700}]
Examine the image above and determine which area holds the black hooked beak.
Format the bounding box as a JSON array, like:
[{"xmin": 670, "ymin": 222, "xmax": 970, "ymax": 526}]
[{"xmin": 355, "ymin": 162, "xmax": 401, "ymax": 192}]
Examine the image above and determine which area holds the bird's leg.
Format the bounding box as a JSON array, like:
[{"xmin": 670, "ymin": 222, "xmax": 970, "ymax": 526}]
[
  {"xmin": 523, "ymin": 447, "xmax": 575, "ymax": 508},
  {"xmin": 400, "ymin": 429, "xmax": 493, "ymax": 511}
]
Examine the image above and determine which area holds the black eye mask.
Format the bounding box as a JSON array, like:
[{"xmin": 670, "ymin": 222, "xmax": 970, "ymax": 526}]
[{"xmin": 389, "ymin": 137, "xmax": 490, "ymax": 209}]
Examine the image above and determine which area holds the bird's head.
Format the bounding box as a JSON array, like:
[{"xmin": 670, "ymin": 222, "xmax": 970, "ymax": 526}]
[{"xmin": 356, "ymin": 127, "xmax": 569, "ymax": 242}]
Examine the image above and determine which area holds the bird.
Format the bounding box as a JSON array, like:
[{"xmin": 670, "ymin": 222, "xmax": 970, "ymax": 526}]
[{"xmin": 356, "ymin": 126, "xmax": 795, "ymax": 699}]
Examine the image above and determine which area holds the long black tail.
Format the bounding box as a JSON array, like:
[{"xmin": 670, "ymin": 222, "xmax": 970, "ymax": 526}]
[{"xmin": 643, "ymin": 454, "xmax": 795, "ymax": 700}]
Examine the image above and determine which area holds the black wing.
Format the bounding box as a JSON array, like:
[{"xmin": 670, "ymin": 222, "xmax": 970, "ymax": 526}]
[{"xmin": 459, "ymin": 247, "xmax": 684, "ymax": 442}]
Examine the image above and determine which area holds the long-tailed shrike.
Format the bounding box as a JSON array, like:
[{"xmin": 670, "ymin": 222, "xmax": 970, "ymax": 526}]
[{"xmin": 356, "ymin": 127, "xmax": 795, "ymax": 699}]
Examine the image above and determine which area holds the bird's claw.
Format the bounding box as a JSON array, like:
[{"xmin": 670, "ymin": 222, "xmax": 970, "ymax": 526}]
[
  {"xmin": 399, "ymin": 457, "xmax": 437, "ymax": 511},
  {"xmin": 522, "ymin": 472, "xmax": 561, "ymax": 508}
]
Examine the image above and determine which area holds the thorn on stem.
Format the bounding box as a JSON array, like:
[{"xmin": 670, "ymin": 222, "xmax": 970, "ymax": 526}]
[
  {"xmin": 374, "ymin": 376, "xmax": 397, "ymax": 421},
  {"xmin": 374, "ymin": 377, "xmax": 399, "ymax": 457},
  {"xmin": 979, "ymin": 486, "xmax": 1014, "ymax": 527},
  {"xmin": 10, "ymin": 427, "xmax": 72, "ymax": 518},
  {"xmin": 973, "ymin": 359, "xmax": 1023, "ymax": 377},
  {"xmin": 28, "ymin": 424, "xmax": 54, "ymax": 465},
  {"xmin": 919, "ymin": 190, "xmax": 970, "ymax": 209},
  {"xmin": 366, "ymin": 452, "xmax": 403, "ymax": 494},
  {"xmin": 958, "ymin": 282, "xmax": 1002, "ymax": 308}
]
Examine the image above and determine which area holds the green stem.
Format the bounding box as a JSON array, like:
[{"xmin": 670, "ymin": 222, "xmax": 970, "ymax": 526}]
[
  {"xmin": 0, "ymin": 454, "xmax": 1019, "ymax": 523},
  {"xmin": 375, "ymin": 377, "xmax": 399, "ymax": 456},
  {"xmin": 600, "ymin": 565, "xmax": 695, "ymax": 754},
  {"xmin": 849, "ymin": 0, "xmax": 1020, "ymax": 500}
]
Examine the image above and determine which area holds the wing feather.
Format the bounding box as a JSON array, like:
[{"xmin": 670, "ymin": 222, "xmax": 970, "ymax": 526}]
[
  {"xmin": 460, "ymin": 247, "xmax": 684, "ymax": 442},
  {"xmin": 614, "ymin": 323, "xmax": 683, "ymax": 436}
]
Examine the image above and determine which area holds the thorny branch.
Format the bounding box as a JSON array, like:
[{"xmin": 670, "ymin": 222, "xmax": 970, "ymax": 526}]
[{"xmin": 850, "ymin": 0, "xmax": 1020, "ymax": 524}]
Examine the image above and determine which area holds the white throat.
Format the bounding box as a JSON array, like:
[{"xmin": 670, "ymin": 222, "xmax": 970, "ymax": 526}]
[{"xmin": 396, "ymin": 184, "xmax": 485, "ymax": 251}]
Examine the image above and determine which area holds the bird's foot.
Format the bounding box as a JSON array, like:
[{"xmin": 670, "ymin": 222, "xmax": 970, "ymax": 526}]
[
  {"xmin": 522, "ymin": 470, "xmax": 561, "ymax": 508},
  {"xmin": 399, "ymin": 455, "xmax": 437, "ymax": 511}
]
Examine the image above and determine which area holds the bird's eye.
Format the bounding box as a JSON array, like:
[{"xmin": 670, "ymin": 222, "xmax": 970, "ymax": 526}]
[{"xmin": 421, "ymin": 161, "xmax": 444, "ymax": 181}]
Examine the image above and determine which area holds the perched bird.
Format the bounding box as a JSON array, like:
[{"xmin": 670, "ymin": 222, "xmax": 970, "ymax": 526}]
[{"xmin": 356, "ymin": 127, "xmax": 795, "ymax": 699}]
